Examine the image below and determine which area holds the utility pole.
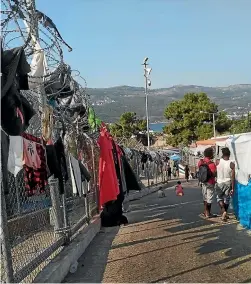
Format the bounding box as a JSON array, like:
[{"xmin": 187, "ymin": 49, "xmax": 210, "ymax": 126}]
[
  {"xmin": 142, "ymin": 57, "xmax": 152, "ymax": 150},
  {"xmin": 247, "ymin": 111, "xmax": 251, "ymax": 131},
  {"xmin": 212, "ymin": 113, "xmax": 216, "ymax": 139}
]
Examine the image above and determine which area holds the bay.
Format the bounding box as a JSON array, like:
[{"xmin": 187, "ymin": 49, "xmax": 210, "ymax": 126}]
[{"xmin": 149, "ymin": 122, "xmax": 167, "ymax": 133}]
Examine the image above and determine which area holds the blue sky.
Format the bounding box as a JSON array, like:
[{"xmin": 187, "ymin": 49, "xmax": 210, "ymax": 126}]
[{"xmin": 36, "ymin": 0, "xmax": 251, "ymax": 88}]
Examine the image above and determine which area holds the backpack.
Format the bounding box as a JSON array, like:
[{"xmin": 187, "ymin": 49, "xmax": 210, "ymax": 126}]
[{"xmin": 198, "ymin": 160, "xmax": 213, "ymax": 183}]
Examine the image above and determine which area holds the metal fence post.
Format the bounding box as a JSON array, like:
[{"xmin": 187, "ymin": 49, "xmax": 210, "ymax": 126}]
[
  {"xmin": 87, "ymin": 182, "xmax": 91, "ymax": 220},
  {"xmin": 1, "ymin": 188, "xmax": 14, "ymax": 283},
  {"xmin": 61, "ymin": 192, "xmax": 70, "ymax": 244},
  {"xmin": 48, "ymin": 177, "xmax": 64, "ymax": 235},
  {"xmin": 84, "ymin": 134, "xmax": 99, "ymax": 214},
  {"xmin": 147, "ymin": 161, "xmax": 150, "ymax": 187},
  {"xmin": 91, "ymin": 144, "xmax": 99, "ymax": 214},
  {"xmin": 155, "ymin": 163, "xmax": 158, "ymax": 184}
]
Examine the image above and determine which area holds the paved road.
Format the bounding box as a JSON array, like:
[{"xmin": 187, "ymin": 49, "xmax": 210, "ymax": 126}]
[{"xmin": 64, "ymin": 181, "xmax": 251, "ymax": 283}]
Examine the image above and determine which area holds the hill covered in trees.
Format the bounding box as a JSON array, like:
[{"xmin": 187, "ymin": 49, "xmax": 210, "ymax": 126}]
[{"xmin": 88, "ymin": 84, "xmax": 251, "ymax": 122}]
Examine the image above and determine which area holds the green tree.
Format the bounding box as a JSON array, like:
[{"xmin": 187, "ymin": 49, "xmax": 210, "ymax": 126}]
[
  {"xmin": 230, "ymin": 116, "xmax": 251, "ymax": 134},
  {"xmin": 163, "ymin": 93, "xmax": 232, "ymax": 146},
  {"xmin": 110, "ymin": 112, "xmax": 147, "ymax": 138}
]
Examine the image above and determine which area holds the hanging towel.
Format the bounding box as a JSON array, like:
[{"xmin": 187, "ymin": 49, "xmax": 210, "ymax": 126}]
[
  {"xmin": 69, "ymin": 161, "xmax": 77, "ymax": 195},
  {"xmin": 69, "ymin": 155, "xmax": 82, "ymax": 196},
  {"xmin": 23, "ymin": 137, "xmax": 42, "ymax": 170},
  {"xmin": 22, "ymin": 133, "xmax": 47, "ymax": 196},
  {"xmin": 8, "ymin": 136, "xmax": 24, "ymax": 177}
]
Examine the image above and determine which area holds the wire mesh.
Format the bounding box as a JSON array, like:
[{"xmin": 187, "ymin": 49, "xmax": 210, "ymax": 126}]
[
  {"xmin": 1, "ymin": 1, "xmax": 96, "ymax": 282},
  {"xmin": 1, "ymin": 1, "xmax": 175, "ymax": 283}
]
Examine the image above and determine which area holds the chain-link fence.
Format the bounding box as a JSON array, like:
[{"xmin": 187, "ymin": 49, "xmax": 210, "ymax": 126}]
[
  {"xmin": 116, "ymin": 138, "xmax": 171, "ymax": 189},
  {"xmin": 1, "ymin": 134, "xmax": 100, "ymax": 283},
  {"xmin": 1, "ymin": 1, "xmax": 179, "ymax": 282},
  {"xmin": 1, "ymin": 0, "xmax": 98, "ymax": 281}
]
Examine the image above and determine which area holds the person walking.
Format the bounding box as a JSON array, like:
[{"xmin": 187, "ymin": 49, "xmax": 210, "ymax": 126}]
[
  {"xmin": 185, "ymin": 165, "xmax": 190, "ymax": 182},
  {"xmin": 175, "ymin": 162, "xmax": 180, "ymax": 178},
  {"xmin": 167, "ymin": 164, "xmax": 172, "ymax": 180},
  {"xmin": 215, "ymin": 147, "xmax": 235, "ymax": 221},
  {"xmin": 198, "ymin": 147, "xmax": 217, "ymax": 218}
]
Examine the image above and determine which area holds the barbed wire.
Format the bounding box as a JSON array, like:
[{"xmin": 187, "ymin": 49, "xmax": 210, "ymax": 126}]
[{"xmin": 1, "ymin": 0, "xmax": 93, "ymax": 137}]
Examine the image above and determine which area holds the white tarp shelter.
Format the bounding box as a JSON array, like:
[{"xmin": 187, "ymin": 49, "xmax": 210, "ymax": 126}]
[{"xmin": 225, "ymin": 133, "xmax": 251, "ymax": 185}]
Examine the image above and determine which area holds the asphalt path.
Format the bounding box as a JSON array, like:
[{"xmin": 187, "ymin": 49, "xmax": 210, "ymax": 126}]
[{"xmin": 64, "ymin": 181, "xmax": 251, "ymax": 283}]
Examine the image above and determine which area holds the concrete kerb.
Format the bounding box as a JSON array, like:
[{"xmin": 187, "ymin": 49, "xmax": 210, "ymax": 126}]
[
  {"xmin": 33, "ymin": 217, "xmax": 101, "ymax": 283},
  {"xmin": 33, "ymin": 183, "xmax": 168, "ymax": 283},
  {"xmin": 125, "ymin": 182, "xmax": 172, "ymax": 202}
]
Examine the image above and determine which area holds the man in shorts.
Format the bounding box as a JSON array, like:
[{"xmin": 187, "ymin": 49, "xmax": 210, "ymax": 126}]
[
  {"xmin": 198, "ymin": 147, "xmax": 217, "ymax": 218},
  {"xmin": 215, "ymin": 147, "xmax": 235, "ymax": 221}
]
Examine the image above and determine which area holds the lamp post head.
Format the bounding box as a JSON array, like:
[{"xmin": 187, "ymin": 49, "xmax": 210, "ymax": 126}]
[
  {"xmin": 143, "ymin": 57, "xmax": 149, "ymax": 65},
  {"xmin": 146, "ymin": 67, "xmax": 152, "ymax": 76}
]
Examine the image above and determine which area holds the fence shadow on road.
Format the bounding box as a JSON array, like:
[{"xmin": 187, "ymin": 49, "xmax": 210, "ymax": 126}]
[{"xmin": 63, "ymin": 227, "xmax": 119, "ymax": 283}]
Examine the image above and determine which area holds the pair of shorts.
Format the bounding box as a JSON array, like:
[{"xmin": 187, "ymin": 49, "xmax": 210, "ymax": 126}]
[
  {"xmin": 202, "ymin": 183, "xmax": 215, "ymax": 204},
  {"xmin": 215, "ymin": 182, "xmax": 231, "ymax": 204}
]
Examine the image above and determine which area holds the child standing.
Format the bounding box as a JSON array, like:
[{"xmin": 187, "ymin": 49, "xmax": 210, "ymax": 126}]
[{"xmin": 175, "ymin": 181, "xmax": 184, "ymax": 196}]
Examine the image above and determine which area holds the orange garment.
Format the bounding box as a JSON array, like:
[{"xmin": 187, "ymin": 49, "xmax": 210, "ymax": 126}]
[{"xmin": 98, "ymin": 126, "xmax": 119, "ymax": 208}]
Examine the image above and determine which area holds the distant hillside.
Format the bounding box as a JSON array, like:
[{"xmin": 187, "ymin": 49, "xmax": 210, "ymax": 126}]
[{"xmin": 87, "ymin": 84, "xmax": 251, "ymax": 122}]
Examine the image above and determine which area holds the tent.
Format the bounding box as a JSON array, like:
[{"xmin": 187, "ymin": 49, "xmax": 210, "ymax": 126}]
[
  {"xmin": 225, "ymin": 133, "xmax": 251, "ymax": 230},
  {"xmin": 225, "ymin": 133, "xmax": 251, "ymax": 185}
]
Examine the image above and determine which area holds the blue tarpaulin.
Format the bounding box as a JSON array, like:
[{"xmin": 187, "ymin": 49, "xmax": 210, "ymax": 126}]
[
  {"xmin": 170, "ymin": 154, "xmax": 181, "ymax": 161},
  {"xmin": 233, "ymin": 179, "xmax": 251, "ymax": 230}
]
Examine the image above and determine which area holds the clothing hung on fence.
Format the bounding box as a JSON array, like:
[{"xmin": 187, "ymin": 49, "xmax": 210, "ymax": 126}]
[
  {"xmin": 98, "ymin": 126, "xmax": 120, "ymax": 207},
  {"xmin": 1, "ymin": 46, "xmax": 36, "ymax": 136},
  {"xmin": 79, "ymin": 161, "xmax": 91, "ymax": 195},
  {"xmin": 111, "ymin": 140, "xmax": 124, "ymax": 200},
  {"xmin": 7, "ymin": 136, "xmax": 23, "ymax": 177},
  {"xmin": 79, "ymin": 161, "xmax": 91, "ymax": 183},
  {"xmin": 1, "ymin": 130, "xmax": 10, "ymax": 194},
  {"xmin": 22, "ymin": 133, "xmax": 47, "ymax": 196},
  {"xmin": 54, "ymin": 136, "xmax": 68, "ymax": 182},
  {"xmin": 29, "ymin": 42, "xmax": 47, "ymax": 91},
  {"xmin": 46, "ymin": 144, "xmax": 65, "ymax": 194},
  {"xmin": 23, "ymin": 137, "xmax": 42, "ymax": 170},
  {"xmin": 98, "ymin": 124, "xmax": 128, "ymax": 227},
  {"xmin": 120, "ymin": 155, "xmax": 128, "ymax": 194},
  {"xmin": 120, "ymin": 146, "xmax": 141, "ymax": 192},
  {"xmin": 42, "ymin": 105, "xmax": 54, "ymax": 142},
  {"xmin": 69, "ymin": 155, "xmax": 82, "ymax": 196},
  {"xmin": 123, "ymin": 155, "xmax": 141, "ymax": 192},
  {"xmin": 100, "ymin": 200, "xmax": 128, "ymax": 227}
]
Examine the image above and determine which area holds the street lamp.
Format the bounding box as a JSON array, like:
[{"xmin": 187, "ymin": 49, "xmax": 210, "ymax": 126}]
[
  {"xmin": 200, "ymin": 111, "xmax": 217, "ymax": 139},
  {"xmin": 142, "ymin": 57, "xmax": 152, "ymax": 150}
]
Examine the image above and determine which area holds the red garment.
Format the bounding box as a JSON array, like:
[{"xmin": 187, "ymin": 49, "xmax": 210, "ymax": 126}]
[
  {"xmin": 176, "ymin": 184, "xmax": 184, "ymax": 196},
  {"xmin": 98, "ymin": 127, "xmax": 119, "ymax": 207},
  {"xmin": 22, "ymin": 133, "xmax": 48, "ymax": 196},
  {"xmin": 198, "ymin": 157, "xmax": 216, "ymax": 185}
]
